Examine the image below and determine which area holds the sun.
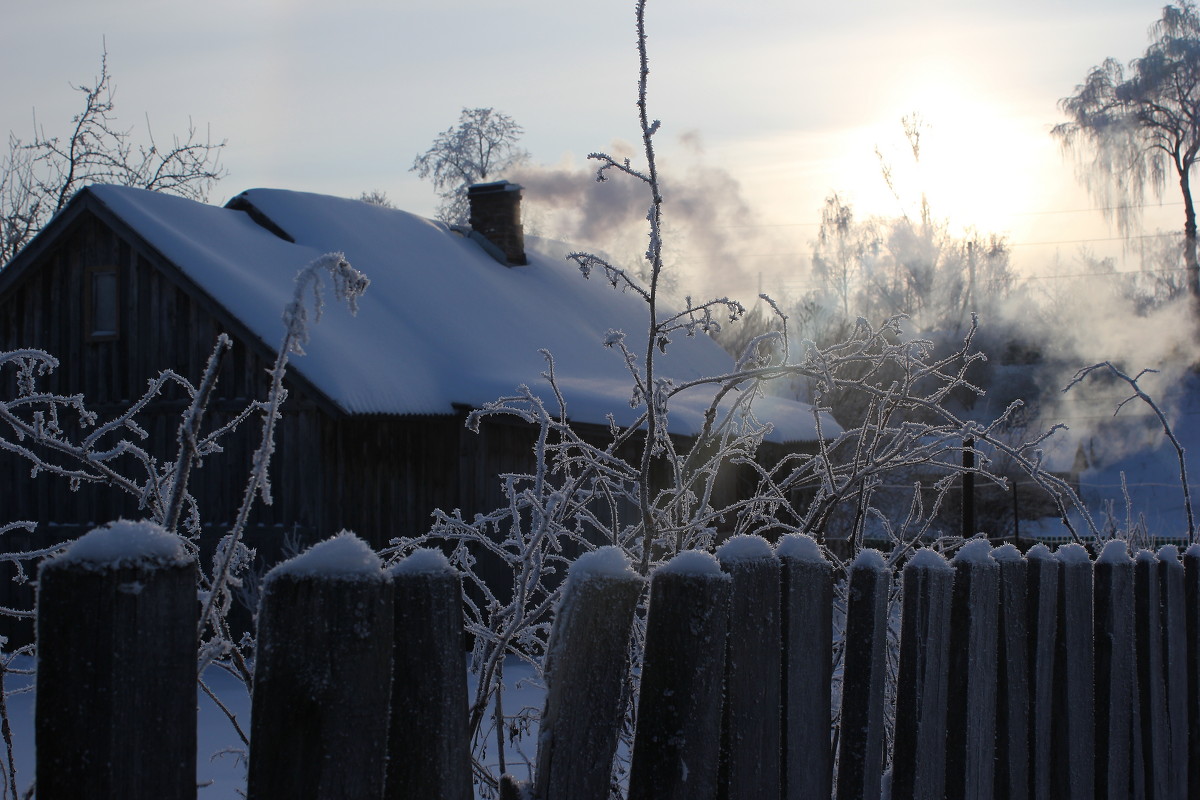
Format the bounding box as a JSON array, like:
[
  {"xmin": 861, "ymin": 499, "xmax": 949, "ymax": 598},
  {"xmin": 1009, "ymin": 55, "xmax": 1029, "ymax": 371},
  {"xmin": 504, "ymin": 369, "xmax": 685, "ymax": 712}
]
[{"xmin": 835, "ymin": 70, "xmax": 1044, "ymax": 239}]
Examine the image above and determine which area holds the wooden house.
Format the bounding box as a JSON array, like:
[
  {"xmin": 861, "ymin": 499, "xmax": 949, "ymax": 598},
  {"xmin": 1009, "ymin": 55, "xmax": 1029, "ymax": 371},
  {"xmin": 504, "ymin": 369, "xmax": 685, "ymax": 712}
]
[{"xmin": 0, "ymin": 182, "xmax": 832, "ymax": 581}]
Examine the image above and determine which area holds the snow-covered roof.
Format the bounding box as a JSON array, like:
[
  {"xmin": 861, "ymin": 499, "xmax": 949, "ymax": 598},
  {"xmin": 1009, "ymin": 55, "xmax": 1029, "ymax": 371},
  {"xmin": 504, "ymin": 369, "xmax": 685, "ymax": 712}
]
[{"xmin": 83, "ymin": 185, "xmax": 833, "ymax": 442}]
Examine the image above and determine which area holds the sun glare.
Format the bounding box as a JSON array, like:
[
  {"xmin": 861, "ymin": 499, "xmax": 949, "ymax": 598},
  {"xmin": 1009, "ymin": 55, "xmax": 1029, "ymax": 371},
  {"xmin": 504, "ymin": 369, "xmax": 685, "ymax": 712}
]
[{"xmin": 835, "ymin": 72, "xmax": 1043, "ymax": 239}]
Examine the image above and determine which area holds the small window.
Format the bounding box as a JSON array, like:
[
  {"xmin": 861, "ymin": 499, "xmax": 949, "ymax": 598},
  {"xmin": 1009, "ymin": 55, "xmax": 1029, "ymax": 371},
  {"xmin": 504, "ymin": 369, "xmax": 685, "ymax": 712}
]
[{"xmin": 86, "ymin": 267, "xmax": 119, "ymax": 340}]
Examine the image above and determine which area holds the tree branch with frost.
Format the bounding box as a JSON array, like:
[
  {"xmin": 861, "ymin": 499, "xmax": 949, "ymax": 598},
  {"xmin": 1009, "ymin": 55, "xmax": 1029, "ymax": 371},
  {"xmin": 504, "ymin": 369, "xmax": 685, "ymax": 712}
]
[{"xmin": 1065, "ymin": 360, "xmax": 1195, "ymax": 541}]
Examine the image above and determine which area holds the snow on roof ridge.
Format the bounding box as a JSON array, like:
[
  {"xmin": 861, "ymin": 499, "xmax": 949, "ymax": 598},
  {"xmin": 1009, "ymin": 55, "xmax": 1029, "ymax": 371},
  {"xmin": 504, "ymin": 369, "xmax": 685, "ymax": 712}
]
[{"xmin": 53, "ymin": 519, "xmax": 189, "ymax": 570}]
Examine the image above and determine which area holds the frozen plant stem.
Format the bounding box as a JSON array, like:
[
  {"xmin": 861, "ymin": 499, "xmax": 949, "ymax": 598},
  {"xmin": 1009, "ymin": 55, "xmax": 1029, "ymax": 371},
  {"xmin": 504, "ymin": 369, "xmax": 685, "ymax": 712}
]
[{"xmin": 198, "ymin": 253, "xmax": 367, "ymax": 646}]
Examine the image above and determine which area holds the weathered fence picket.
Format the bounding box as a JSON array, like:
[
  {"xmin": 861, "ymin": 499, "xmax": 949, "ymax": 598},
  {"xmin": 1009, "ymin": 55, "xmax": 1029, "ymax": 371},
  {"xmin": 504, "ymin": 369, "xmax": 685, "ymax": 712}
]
[
  {"xmin": 891, "ymin": 548, "xmax": 953, "ymax": 800},
  {"xmin": 1185, "ymin": 545, "xmax": 1200, "ymax": 799},
  {"xmin": 1052, "ymin": 543, "xmax": 1096, "ymax": 800},
  {"xmin": 1158, "ymin": 546, "xmax": 1189, "ymax": 800},
  {"xmin": 835, "ymin": 548, "xmax": 890, "ymax": 800},
  {"xmin": 1025, "ymin": 544, "xmax": 1059, "ymax": 800},
  {"xmin": 628, "ymin": 551, "xmax": 730, "ymax": 800},
  {"xmin": 246, "ymin": 533, "xmax": 394, "ymax": 800},
  {"xmin": 946, "ymin": 539, "xmax": 999, "ymax": 800},
  {"xmin": 385, "ymin": 549, "xmax": 471, "ymax": 800},
  {"xmin": 992, "ymin": 544, "xmax": 1030, "ymax": 800},
  {"xmin": 533, "ymin": 547, "xmax": 643, "ymax": 800},
  {"xmin": 1136, "ymin": 548, "xmax": 1171, "ymax": 800},
  {"xmin": 36, "ymin": 521, "xmax": 196, "ymax": 800},
  {"xmin": 716, "ymin": 535, "xmax": 782, "ymax": 800},
  {"xmin": 1093, "ymin": 541, "xmax": 1135, "ymax": 800},
  {"xmin": 778, "ymin": 534, "xmax": 833, "ymax": 800},
  {"xmin": 32, "ymin": 526, "xmax": 1200, "ymax": 800}
]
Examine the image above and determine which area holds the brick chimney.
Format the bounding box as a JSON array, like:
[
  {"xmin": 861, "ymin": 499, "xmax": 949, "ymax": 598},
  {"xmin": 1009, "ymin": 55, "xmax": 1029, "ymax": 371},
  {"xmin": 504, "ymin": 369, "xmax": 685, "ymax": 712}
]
[{"xmin": 467, "ymin": 181, "xmax": 527, "ymax": 266}]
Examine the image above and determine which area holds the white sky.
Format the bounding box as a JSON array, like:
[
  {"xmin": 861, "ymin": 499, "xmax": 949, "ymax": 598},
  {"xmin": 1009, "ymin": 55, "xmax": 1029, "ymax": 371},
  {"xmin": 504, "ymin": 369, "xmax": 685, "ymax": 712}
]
[{"xmin": 0, "ymin": 0, "xmax": 1184, "ymax": 298}]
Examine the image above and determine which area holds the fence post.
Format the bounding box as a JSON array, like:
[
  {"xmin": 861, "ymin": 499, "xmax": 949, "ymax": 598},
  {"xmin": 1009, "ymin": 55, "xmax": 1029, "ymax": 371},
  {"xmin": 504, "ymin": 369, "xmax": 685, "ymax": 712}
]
[
  {"xmin": 628, "ymin": 551, "xmax": 731, "ymax": 800},
  {"xmin": 247, "ymin": 533, "xmax": 394, "ymax": 800},
  {"xmin": 1025, "ymin": 544, "xmax": 1059, "ymax": 800},
  {"xmin": 36, "ymin": 520, "xmax": 196, "ymax": 800},
  {"xmin": 716, "ymin": 534, "xmax": 781, "ymax": 800},
  {"xmin": 777, "ymin": 534, "xmax": 833, "ymax": 800},
  {"xmin": 993, "ymin": 544, "xmax": 1030, "ymax": 800},
  {"xmin": 836, "ymin": 547, "xmax": 890, "ymax": 800},
  {"xmin": 533, "ymin": 547, "xmax": 643, "ymax": 800},
  {"xmin": 385, "ymin": 549, "xmax": 471, "ymax": 800},
  {"xmin": 1158, "ymin": 545, "xmax": 1189, "ymax": 799},
  {"xmin": 1184, "ymin": 544, "xmax": 1200, "ymax": 799},
  {"xmin": 1136, "ymin": 548, "xmax": 1170, "ymax": 799},
  {"xmin": 945, "ymin": 539, "xmax": 999, "ymax": 800},
  {"xmin": 1094, "ymin": 540, "xmax": 1135, "ymax": 800},
  {"xmin": 1051, "ymin": 543, "xmax": 1095, "ymax": 800},
  {"xmin": 891, "ymin": 548, "xmax": 953, "ymax": 800}
]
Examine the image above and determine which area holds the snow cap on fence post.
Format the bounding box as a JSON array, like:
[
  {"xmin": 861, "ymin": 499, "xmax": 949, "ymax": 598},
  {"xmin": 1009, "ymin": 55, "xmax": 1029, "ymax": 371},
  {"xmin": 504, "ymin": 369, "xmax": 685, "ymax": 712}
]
[
  {"xmin": 945, "ymin": 538, "xmax": 999, "ymax": 800},
  {"xmin": 837, "ymin": 547, "xmax": 890, "ymax": 800},
  {"xmin": 716, "ymin": 535, "xmax": 782, "ymax": 800},
  {"xmin": 1050, "ymin": 543, "xmax": 1095, "ymax": 800},
  {"xmin": 51, "ymin": 517, "xmax": 190, "ymax": 569},
  {"xmin": 1094, "ymin": 539, "xmax": 1135, "ymax": 800},
  {"xmin": 535, "ymin": 546, "xmax": 643, "ymax": 800},
  {"xmin": 385, "ymin": 547, "xmax": 471, "ymax": 800},
  {"xmin": 36, "ymin": 519, "xmax": 196, "ymax": 800},
  {"xmin": 248, "ymin": 531, "xmax": 394, "ymax": 800},
  {"xmin": 892, "ymin": 547, "xmax": 953, "ymax": 800},
  {"xmin": 629, "ymin": 550, "xmax": 730, "ymax": 800},
  {"xmin": 776, "ymin": 534, "xmax": 833, "ymax": 800}
]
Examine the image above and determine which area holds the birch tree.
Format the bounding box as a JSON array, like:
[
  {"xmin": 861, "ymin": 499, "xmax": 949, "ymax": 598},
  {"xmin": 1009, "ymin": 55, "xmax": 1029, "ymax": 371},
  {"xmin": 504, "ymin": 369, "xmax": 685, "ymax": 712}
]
[
  {"xmin": 1054, "ymin": 1, "xmax": 1200, "ymax": 305},
  {"xmin": 411, "ymin": 107, "xmax": 528, "ymax": 225}
]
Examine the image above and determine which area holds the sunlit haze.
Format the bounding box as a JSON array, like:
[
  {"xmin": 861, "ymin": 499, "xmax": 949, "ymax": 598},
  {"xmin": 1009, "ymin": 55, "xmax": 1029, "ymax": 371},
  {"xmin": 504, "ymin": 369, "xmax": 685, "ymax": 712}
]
[{"xmin": 0, "ymin": 0, "xmax": 1181, "ymax": 299}]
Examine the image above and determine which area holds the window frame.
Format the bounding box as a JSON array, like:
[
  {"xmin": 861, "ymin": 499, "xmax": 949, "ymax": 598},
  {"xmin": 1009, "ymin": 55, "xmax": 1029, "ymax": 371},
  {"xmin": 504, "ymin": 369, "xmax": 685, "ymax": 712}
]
[{"xmin": 85, "ymin": 265, "xmax": 120, "ymax": 342}]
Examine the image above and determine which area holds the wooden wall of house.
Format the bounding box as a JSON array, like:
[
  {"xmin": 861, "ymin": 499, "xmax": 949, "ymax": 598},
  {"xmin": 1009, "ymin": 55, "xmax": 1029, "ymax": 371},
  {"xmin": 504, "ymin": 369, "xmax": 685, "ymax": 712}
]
[{"xmin": 0, "ymin": 209, "xmax": 328, "ymax": 556}]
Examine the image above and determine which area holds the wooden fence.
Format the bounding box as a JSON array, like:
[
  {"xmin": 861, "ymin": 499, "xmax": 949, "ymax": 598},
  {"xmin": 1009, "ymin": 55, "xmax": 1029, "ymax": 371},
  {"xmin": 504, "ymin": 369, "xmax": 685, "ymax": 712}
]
[{"xmin": 31, "ymin": 528, "xmax": 1200, "ymax": 800}]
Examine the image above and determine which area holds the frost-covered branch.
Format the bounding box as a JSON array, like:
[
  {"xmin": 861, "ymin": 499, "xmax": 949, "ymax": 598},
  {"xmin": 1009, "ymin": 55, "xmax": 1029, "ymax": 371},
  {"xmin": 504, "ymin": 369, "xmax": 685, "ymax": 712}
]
[{"xmin": 1065, "ymin": 360, "xmax": 1196, "ymax": 541}]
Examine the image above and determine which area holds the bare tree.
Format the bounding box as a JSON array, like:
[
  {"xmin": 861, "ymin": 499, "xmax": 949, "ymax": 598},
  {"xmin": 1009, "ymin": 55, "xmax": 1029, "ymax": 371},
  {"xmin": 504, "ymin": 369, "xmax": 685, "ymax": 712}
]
[
  {"xmin": 1053, "ymin": 1, "xmax": 1200, "ymax": 303},
  {"xmin": 411, "ymin": 107, "xmax": 528, "ymax": 225},
  {"xmin": 1, "ymin": 49, "xmax": 225, "ymax": 266}
]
